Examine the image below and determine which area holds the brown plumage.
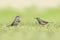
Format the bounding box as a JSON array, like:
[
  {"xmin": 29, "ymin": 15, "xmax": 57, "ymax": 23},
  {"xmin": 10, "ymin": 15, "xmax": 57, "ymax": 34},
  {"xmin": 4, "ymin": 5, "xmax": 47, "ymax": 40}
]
[
  {"xmin": 10, "ymin": 16, "xmax": 20, "ymax": 26},
  {"xmin": 35, "ymin": 18, "xmax": 48, "ymax": 25}
]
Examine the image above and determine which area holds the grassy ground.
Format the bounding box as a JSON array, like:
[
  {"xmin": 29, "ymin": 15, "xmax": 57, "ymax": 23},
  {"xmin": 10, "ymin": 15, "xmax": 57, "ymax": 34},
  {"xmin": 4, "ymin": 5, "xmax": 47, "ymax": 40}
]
[{"xmin": 0, "ymin": 6, "xmax": 60, "ymax": 40}]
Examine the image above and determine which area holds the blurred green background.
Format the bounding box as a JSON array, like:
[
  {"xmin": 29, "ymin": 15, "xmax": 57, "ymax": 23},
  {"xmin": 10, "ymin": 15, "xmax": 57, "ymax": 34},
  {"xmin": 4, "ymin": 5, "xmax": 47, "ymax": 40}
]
[
  {"xmin": 0, "ymin": 6, "xmax": 60, "ymax": 40},
  {"xmin": 0, "ymin": 0, "xmax": 60, "ymax": 40}
]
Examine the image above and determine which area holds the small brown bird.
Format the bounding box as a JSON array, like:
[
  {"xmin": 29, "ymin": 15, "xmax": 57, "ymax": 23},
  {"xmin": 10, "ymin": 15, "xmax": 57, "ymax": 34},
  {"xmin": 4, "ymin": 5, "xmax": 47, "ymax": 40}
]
[
  {"xmin": 10, "ymin": 16, "xmax": 20, "ymax": 26},
  {"xmin": 7, "ymin": 16, "xmax": 21, "ymax": 27},
  {"xmin": 35, "ymin": 18, "xmax": 48, "ymax": 26}
]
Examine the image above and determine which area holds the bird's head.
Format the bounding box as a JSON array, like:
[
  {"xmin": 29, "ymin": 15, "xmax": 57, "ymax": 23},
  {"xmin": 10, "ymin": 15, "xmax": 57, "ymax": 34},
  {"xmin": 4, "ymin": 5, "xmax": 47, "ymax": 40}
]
[
  {"xmin": 34, "ymin": 17, "xmax": 40, "ymax": 20},
  {"xmin": 16, "ymin": 16, "xmax": 20, "ymax": 17},
  {"xmin": 15, "ymin": 16, "xmax": 21, "ymax": 22}
]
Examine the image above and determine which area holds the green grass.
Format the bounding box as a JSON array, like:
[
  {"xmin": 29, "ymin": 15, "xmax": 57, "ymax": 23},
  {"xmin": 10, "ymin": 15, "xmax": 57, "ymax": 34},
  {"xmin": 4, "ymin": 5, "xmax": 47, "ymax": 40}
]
[{"xmin": 0, "ymin": 6, "xmax": 60, "ymax": 40}]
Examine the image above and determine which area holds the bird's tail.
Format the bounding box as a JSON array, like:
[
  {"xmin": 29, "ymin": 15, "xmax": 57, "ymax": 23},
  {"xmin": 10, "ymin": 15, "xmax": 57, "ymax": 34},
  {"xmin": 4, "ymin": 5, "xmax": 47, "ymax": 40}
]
[
  {"xmin": 48, "ymin": 21, "xmax": 55, "ymax": 24},
  {"xmin": 6, "ymin": 25, "xmax": 11, "ymax": 27}
]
